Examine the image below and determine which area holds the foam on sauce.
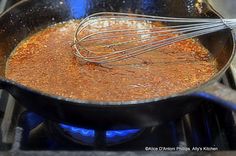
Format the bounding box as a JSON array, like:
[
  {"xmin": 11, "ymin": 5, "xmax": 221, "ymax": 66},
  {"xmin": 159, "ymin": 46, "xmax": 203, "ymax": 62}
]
[{"xmin": 5, "ymin": 20, "xmax": 218, "ymax": 102}]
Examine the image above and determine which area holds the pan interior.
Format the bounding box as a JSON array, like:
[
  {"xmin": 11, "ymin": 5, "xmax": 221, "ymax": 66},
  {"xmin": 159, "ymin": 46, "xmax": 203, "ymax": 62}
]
[
  {"xmin": 0, "ymin": 0, "xmax": 234, "ymax": 101},
  {"xmin": 3, "ymin": 18, "xmax": 228, "ymax": 102}
]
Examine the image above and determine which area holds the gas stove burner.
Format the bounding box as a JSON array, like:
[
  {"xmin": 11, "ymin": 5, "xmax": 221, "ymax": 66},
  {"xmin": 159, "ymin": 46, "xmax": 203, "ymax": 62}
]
[{"xmin": 57, "ymin": 123, "xmax": 142, "ymax": 146}]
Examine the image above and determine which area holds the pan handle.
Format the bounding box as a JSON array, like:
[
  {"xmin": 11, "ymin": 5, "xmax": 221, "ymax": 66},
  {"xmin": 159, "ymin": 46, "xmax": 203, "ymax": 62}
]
[{"xmin": 197, "ymin": 82, "xmax": 236, "ymax": 110}]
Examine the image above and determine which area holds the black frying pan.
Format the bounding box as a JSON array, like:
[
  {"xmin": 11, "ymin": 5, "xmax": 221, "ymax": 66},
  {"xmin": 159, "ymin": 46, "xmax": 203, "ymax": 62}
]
[{"xmin": 0, "ymin": 0, "xmax": 236, "ymax": 130}]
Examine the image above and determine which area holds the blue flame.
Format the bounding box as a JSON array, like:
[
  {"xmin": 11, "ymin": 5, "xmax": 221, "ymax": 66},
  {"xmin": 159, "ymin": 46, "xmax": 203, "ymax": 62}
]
[
  {"xmin": 106, "ymin": 129, "xmax": 140, "ymax": 138},
  {"xmin": 59, "ymin": 124, "xmax": 140, "ymax": 139},
  {"xmin": 60, "ymin": 124, "xmax": 95, "ymax": 137}
]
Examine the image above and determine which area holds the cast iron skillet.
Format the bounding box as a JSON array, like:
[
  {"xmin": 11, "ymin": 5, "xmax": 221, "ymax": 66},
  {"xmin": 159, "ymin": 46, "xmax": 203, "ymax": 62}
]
[{"xmin": 0, "ymin": 0, "xmax": 236, "ymax": 130}]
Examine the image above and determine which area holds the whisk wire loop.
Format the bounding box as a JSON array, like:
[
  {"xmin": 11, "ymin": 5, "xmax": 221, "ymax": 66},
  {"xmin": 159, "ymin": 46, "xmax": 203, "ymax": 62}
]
[{"xmin": 73, "ymin": 12, "xmax": 236, "ymax": 64}]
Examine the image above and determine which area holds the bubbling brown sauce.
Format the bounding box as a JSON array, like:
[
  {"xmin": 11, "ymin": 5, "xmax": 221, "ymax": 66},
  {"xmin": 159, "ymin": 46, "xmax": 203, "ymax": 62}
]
[{"xmin": 6, "ymin": 20, "xmax": 218, "ymax": 102}]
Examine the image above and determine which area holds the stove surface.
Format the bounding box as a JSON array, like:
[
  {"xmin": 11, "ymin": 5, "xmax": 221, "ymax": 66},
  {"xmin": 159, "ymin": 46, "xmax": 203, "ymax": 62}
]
[{"xmin": 1, "ymin": 0, "xmax": 236, "ymax": 155}]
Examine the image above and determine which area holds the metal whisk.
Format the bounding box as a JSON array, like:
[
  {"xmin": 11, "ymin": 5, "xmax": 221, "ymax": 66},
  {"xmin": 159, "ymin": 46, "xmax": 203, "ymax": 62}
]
[{"xmin": 73, "ymin": 12, "xmax": 236, "ymax": 64}]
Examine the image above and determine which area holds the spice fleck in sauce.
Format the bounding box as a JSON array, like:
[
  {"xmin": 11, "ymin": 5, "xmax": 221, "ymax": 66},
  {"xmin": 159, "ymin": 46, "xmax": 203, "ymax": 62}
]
[{"xmin": 6, "ymin": 20, "xmax": 218, "ymax": 102}]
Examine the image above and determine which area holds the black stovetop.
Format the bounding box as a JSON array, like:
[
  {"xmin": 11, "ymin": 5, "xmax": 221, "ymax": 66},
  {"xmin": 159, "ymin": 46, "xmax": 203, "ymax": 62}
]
[{"xmin": 1, "ymin": 0, "xmax": 236, "ymax": 155}]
